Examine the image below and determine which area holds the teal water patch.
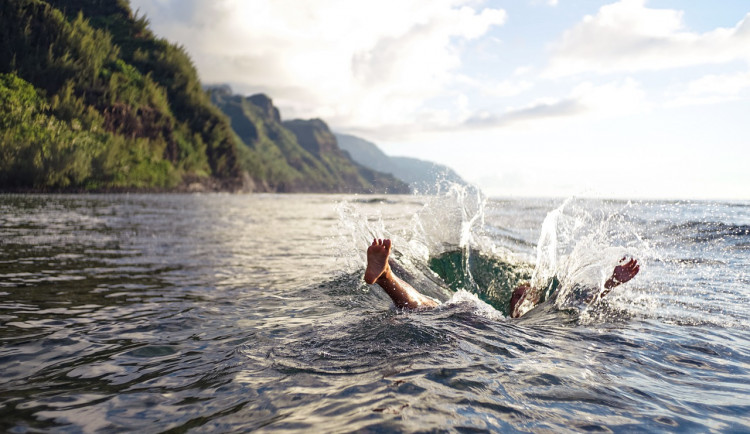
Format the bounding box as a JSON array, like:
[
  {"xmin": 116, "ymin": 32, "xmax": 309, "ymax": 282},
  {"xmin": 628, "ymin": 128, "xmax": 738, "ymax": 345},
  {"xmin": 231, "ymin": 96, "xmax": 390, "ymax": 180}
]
[{"xmin": 428, "ymin": 249, "xmax": 533, "ymax": 316}]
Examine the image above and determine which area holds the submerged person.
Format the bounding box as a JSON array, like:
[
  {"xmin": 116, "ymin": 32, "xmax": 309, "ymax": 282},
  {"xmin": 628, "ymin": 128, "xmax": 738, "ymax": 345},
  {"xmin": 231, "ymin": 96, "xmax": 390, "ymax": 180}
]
[{"xmin": 364, "ymin": 238, "xmax": 640, "ymax": 318}]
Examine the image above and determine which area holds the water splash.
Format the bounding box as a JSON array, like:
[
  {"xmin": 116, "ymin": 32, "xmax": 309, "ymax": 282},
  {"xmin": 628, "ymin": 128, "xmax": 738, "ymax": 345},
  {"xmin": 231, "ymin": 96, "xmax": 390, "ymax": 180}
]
[
  {"xmin": 529, "ymin": 198, "xmax": 570, "ymax": 298},
  {"xmin": 522, "ymin": 198, "xmax": 656, "ymax": 322},
  {"xmin": 336, "ymin": 185, "xmax": 526, "ymax": 316},
  {"xmin": 411, "ymin": 185, "xmax": 487, "ymax": 292},
  {"xmin": 335, "ymin": 184, "xmax": 489, "ymax": 269},
  {"xmin": 335, "ymin": 191, "xmax": 750, "ymax": 326}
]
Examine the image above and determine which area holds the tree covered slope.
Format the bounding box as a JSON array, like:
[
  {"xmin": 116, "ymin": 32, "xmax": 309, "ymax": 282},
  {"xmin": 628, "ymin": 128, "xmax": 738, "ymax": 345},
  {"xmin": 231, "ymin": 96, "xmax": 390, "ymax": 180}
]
[
  {"xmin": 0, "ymin": 0, "xmax": 411, "ymax": 193},
  {"xmin": 0, "ymin": 0, "xmax": 253, "ymax": 190}
]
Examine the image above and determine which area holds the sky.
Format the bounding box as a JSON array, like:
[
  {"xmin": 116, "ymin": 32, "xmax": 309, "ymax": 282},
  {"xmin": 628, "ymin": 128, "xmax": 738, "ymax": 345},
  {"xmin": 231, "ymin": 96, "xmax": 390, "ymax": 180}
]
[{"xmin": 129, "ymin": 0, "xmax": 750, "ymax": 199}]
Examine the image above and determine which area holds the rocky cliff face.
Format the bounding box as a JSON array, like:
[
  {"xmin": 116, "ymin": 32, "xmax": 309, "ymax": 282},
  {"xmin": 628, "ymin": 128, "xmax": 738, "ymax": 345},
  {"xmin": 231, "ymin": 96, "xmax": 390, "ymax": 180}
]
[
  {"xmin": 247, "ymin": 94, "xmax": 281, "ymax": 124},
  {"xmin": 210, "ymin": 88, "xmax": 410, "ymax": 194},
  {"xmin": 283, "ymin": 119, "xmax": 339, "ymax": 156}
]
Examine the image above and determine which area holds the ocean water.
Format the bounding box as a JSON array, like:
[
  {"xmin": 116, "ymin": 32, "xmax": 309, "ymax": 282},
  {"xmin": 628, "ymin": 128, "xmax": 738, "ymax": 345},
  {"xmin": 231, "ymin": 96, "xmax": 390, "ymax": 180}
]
[{"xmin": 1, "ymin": 191, "xmax": 749, "ymax": 432}]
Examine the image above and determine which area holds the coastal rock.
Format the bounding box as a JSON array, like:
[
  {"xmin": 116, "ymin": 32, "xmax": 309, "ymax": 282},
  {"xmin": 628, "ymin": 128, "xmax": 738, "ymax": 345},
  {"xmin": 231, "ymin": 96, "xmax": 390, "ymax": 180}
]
[{"xmin": 248, "ymin": 94, "xmax": 281, "ymax": 123}]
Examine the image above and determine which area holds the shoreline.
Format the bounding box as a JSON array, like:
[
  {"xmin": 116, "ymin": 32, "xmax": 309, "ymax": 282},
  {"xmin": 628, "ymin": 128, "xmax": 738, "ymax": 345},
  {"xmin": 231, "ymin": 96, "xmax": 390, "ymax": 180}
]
[{"xmin": 0, "ymin": 173, "xmax": 412, "ymax": 195}]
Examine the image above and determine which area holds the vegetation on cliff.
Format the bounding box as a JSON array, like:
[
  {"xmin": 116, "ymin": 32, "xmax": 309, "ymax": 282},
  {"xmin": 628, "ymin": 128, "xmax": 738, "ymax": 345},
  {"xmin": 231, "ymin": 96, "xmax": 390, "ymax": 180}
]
[
  {"xmin": 0, "ymin": 0, "xmax": 413, "ymax": 193},
  {"xmin": 0, "ymin": 0, "xmax": 246, "ymax": 190},
  {"xmin": 210, "ymin": 87, "xmax": 409, "ymax": 193}
]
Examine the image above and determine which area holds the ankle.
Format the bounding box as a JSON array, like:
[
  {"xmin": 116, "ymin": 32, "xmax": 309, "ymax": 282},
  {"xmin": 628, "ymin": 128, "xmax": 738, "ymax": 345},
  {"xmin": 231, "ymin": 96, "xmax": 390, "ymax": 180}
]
[{"xmin": 376, "ymin": 267, "xmax": 393, "ymax": 285}]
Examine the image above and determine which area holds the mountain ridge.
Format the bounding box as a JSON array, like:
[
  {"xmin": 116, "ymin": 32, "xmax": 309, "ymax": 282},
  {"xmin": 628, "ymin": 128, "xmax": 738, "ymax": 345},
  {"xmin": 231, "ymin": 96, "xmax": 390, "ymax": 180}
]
[
  {"xmin": 335, "ymin": 133, "xmax": 467, "ymax": 194},
  {"xmin": 210, "ymin": 86, "xmax": 409, "ymax": 194}
]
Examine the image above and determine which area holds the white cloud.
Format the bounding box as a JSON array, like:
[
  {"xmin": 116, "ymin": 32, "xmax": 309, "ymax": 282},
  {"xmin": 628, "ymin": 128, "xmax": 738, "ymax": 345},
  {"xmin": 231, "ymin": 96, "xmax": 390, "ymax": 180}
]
[
  {"xmin": 461, "ymin": 78, "xmax": 647, "ymax": 129},
  {"xmin": 570, "ymin": 77, "xmax": 648, "ymax": 117},
  {"xmin": 529, "ymin": 0, "xmax": 559, "ymax": 6},
  {"xmin": 464, "ymin": 98, "xmax": 583, "ymax": 128},
  {"xmin": 456, "ymin": 74, "xmax": 534, "ymax": 98},
  {"xmin": 341, "ymin": 78, "xmax": 648, "ymax": 138},
  {"xmin": 545, "ymin": 0, "xmax": 750, "ymax": 77},
  {"xmin": 513, "ymin": 65, "xmax": 534, "ymax": 76},
  {"xmin": 665, "ymin": 70, "xmax": 750, "ymax": 107},
  {"xmin": 130, "ymin": 0, "xmax": 506, "ymax": 133}
]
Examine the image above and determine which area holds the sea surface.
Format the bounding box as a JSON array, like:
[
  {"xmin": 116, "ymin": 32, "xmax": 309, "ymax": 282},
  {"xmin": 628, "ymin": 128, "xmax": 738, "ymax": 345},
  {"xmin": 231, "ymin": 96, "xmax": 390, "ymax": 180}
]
[{"xmin": 1, "ymin": 192, "xmax": 749, "ymax": 432}]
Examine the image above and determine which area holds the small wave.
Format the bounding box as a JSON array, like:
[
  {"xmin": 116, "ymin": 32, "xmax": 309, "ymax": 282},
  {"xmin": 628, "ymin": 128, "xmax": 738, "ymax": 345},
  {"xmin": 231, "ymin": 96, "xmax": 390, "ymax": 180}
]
[
  {"xmin": 649, "ymin": 257, "xmax": 727, "ymax": 266},
  {"xmin": 667, "ymin": 221, "xmax": 750, "ymax": 243},
  {"xmin": 349, "ymin": 197, "xmax": 399, "ymax": 205}
]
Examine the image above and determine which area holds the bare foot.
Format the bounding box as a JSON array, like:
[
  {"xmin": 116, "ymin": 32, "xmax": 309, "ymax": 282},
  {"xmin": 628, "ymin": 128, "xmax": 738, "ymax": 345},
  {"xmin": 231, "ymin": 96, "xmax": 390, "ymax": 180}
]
[
  {"xmin": 604, "ymin": 257, "xmax": 640, "ymax": 291},
  {"xmin": 364, "ymin": 238, "xmax": 439, "ymax": 309},
  {"xmin": 365, "ymin": 239, "xmax": 391, "ymax": 284}
]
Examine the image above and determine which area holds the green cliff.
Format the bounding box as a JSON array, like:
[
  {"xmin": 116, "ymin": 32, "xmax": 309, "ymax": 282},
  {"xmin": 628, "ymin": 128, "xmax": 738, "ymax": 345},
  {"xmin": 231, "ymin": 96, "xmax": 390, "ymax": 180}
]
[
  {"xmin": 0, "ymin": 0, "xmax": 255, "ymax": 190},
  {"xmin": 210, "ymin": 87, "xmax": 410, "ymax": 194}
]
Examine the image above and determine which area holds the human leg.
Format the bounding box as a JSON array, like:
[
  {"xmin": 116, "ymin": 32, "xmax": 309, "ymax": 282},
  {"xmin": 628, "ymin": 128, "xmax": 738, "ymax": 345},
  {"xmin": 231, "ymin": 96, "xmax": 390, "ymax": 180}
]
[{"xmin": 365, "ymin": 239, "xmax": 439, "ymax": 309}]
